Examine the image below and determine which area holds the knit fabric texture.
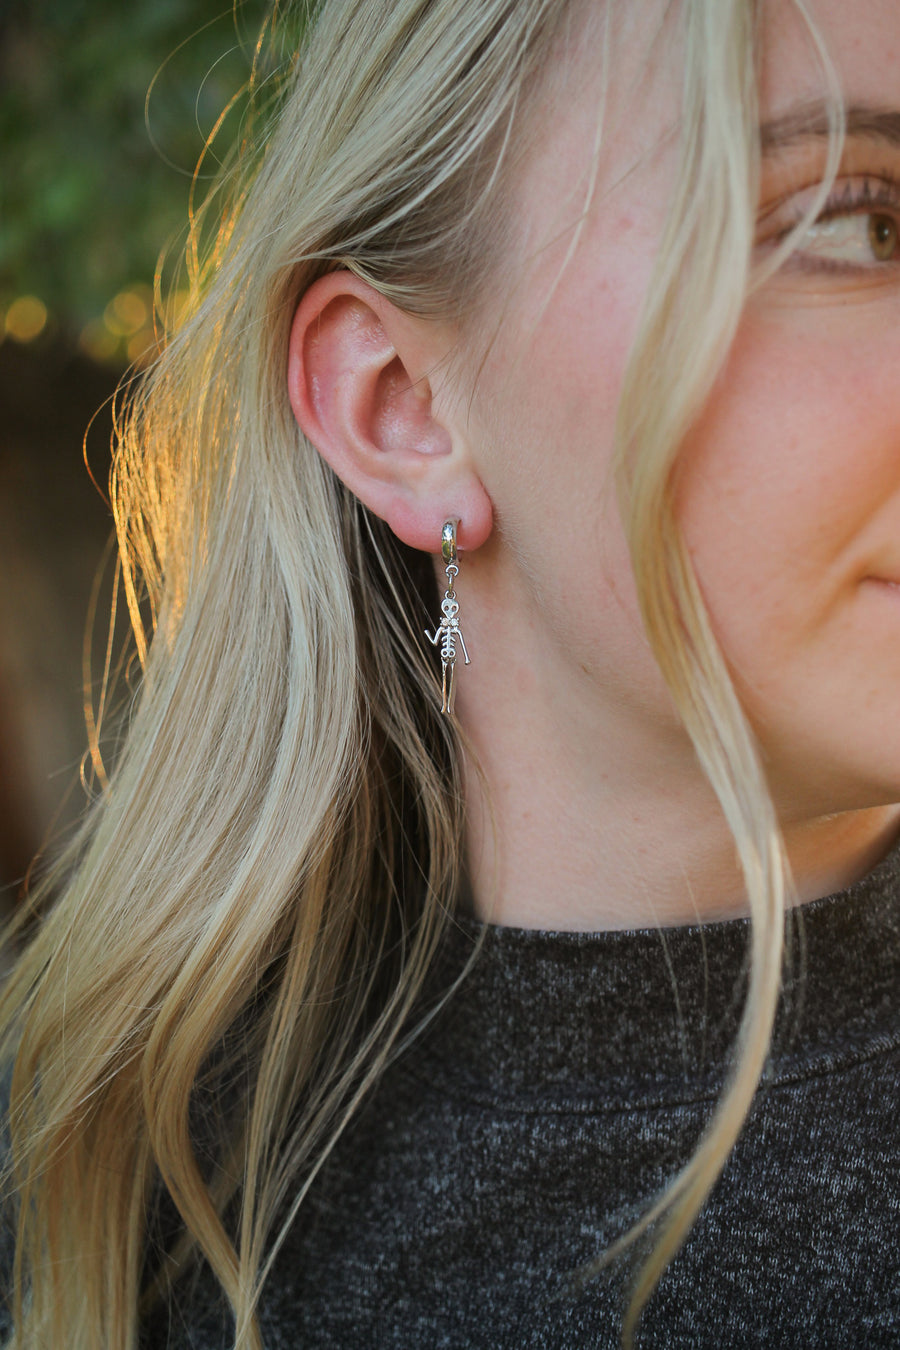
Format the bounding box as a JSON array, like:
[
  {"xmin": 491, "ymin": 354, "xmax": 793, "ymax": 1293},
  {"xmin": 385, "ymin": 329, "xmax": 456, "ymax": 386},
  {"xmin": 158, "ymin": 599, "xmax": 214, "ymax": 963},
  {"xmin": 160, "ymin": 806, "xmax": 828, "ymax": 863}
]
[{"xmin": 137, "ymin": 847, "xmax": 900, "ymax": 1349}]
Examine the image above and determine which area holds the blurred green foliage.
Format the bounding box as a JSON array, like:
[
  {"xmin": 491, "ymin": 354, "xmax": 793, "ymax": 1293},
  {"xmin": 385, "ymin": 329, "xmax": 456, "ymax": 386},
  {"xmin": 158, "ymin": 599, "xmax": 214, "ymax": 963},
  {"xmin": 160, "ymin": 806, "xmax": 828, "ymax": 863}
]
[{"xmin": 0, "ymin": 0, "xmax": 276, "ymax": 344}]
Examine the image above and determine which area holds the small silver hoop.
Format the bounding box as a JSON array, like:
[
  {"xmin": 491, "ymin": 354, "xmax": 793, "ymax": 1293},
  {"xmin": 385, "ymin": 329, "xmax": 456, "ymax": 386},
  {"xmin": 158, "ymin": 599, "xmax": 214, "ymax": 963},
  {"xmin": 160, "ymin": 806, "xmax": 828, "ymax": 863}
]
[{"xmin": 440, "ymin": 519, "xmax": 458, "ymax": 567}]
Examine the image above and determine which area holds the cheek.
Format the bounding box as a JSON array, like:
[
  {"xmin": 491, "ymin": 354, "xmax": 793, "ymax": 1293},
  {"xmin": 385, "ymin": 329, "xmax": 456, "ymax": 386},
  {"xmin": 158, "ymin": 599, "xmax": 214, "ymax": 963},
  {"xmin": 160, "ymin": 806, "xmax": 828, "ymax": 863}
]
[
  {"xmin": 470, "ymin": 238, "xmax": 686, "ymax": 718},
  {"xmin": 677, "ymin": 311, "xmax": 900, "ymax": 703},
  {"xmin": 478, "ymin": 241, "xmax": 646, "ymax": 611},
  {"xmin": 486, "ymin": 237, "xmax": 643, "ymax": 457}
]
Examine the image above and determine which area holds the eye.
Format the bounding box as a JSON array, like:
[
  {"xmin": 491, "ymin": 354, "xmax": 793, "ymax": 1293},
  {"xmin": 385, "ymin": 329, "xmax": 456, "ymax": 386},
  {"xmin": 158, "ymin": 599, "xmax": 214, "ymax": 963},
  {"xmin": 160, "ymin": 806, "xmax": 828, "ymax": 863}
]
[
  {"xmin": 757, "ymin": 172, "xmax": 900, "ymax": 279},
  {"xmin": 797, "ymin": 209, "xmax": 900, "ymax": 266}
]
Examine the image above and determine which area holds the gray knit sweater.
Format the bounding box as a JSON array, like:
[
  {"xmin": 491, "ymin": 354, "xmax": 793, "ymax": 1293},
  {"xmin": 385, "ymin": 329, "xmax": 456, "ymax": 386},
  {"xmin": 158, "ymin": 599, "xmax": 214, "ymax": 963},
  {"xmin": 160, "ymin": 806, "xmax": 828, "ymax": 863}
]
[{"xmin": 138, "ymin": 849, "xmax": 900, "ymax": 1349}]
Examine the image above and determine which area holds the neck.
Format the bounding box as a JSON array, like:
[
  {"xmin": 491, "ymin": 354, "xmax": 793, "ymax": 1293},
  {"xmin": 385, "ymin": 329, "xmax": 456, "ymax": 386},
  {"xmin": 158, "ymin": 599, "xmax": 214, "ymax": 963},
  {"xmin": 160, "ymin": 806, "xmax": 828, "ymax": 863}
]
[
  {"xmin": 453, "ymin": 564, "xmax": 900, "ymax": 931},
  {"xmin": 462, "ymin": 740, "xmax": 900, "ymax": 930}
]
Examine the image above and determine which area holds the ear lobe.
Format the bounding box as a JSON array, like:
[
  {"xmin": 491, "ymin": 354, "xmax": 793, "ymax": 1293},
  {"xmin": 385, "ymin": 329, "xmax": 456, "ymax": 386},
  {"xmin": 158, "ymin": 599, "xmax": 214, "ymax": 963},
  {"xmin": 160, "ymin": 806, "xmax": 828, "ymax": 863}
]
[{"xmin": 286, "ymin": 271, "xmax": 492, "ymax": 554}]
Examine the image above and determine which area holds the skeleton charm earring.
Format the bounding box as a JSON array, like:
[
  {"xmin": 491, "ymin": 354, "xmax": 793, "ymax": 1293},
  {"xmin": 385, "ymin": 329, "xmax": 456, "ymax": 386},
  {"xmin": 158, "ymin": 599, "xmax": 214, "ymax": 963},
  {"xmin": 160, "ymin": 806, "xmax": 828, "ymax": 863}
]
[{"xmin": 425, "ymin": 519, "xmax": 470, "ymax": 715}]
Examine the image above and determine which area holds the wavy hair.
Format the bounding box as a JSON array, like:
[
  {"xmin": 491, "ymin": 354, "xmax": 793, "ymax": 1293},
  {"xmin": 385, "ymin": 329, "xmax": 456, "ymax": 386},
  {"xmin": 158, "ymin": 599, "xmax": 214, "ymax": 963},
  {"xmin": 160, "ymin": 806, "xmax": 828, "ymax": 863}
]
[{"xmin": 0, "ymin": 1, "xmax": 840, "ymax": 1347}]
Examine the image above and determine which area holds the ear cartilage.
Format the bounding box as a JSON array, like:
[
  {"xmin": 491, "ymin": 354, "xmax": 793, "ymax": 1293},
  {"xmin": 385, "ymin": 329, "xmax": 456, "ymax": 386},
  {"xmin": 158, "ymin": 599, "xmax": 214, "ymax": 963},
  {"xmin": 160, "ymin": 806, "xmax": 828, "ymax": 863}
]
[{"xmin": 424, "ymin": 519, "xmax": 469, "ymax": 715}]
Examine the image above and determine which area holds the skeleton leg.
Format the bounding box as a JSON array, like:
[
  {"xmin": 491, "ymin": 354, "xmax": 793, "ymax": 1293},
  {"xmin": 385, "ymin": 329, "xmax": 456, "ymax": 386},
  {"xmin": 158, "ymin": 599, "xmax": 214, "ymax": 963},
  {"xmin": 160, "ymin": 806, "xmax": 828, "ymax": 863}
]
[{"xmin": 441, "ymin": 657, "xmax": 457, "ymax": 715}]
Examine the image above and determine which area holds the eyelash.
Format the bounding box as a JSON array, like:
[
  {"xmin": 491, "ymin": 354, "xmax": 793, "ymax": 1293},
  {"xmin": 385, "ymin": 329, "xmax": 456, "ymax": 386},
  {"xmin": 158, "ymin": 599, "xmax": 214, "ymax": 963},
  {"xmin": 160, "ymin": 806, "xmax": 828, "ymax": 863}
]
[{"xmin": 816, "ymin": 174, "xmax": 900, "ymax": 219}]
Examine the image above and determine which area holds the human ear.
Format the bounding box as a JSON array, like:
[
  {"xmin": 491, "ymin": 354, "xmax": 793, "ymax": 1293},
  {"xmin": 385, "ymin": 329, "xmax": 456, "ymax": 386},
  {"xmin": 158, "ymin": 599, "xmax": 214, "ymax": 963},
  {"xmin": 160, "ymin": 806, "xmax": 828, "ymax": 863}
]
[{"xmin": 287, "ymin": 271, "xmax": 492, "ymax": 554}]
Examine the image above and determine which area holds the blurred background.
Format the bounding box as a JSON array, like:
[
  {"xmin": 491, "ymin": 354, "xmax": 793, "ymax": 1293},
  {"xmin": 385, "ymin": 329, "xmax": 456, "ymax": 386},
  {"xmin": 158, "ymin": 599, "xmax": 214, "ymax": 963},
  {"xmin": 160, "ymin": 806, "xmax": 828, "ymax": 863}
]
[{"xmin": 0, "ymin": 0, "xmax": 272, "ymax": 905}]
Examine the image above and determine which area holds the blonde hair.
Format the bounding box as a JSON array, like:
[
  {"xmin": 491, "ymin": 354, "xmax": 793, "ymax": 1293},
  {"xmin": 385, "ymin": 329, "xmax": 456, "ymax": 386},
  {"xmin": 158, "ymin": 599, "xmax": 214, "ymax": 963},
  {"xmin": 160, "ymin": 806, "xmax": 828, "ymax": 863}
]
[{"xmin": 0, "ymin": 1, "xmax": 841, "ymax": 1347}]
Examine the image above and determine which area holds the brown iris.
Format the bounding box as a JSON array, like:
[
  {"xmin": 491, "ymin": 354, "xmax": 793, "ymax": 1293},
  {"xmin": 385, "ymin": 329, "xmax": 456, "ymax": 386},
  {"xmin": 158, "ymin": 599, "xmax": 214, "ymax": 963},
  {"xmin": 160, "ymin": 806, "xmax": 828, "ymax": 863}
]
[{"xmin": 868, "ymin": 213, "xmax": 898, "ymax": 261}]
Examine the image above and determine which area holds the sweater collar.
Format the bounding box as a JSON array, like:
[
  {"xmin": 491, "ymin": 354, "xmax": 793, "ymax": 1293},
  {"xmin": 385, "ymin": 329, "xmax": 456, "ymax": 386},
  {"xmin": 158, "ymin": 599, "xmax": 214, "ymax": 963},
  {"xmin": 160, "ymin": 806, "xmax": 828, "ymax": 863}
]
[{"xmin": 412, "ymin": 844, "xmax": 900, "ymax": 1107}]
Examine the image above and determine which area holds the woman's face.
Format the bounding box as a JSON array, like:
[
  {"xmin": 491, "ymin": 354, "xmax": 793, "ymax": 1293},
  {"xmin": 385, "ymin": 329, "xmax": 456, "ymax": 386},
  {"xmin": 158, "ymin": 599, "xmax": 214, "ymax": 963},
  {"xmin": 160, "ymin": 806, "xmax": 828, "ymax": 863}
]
[{"xmin": 459, "ymin": 0, "xmax": 900, "ymax": 820}]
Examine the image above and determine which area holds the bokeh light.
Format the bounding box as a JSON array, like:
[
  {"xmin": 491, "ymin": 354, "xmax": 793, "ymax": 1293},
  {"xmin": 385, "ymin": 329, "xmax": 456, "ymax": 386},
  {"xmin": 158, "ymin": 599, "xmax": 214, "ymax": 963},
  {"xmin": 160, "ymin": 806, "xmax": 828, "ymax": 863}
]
[
  {"xmin": 104, "ymin": 289, "xmax": 149, "ymax": 337},
  {"xmin": 79, "ymin": 284, "xmax": 157, "ymax": 366},
  {"xmin": 5, "ymin": 296, "xmax": 49, "ymax": 343}
]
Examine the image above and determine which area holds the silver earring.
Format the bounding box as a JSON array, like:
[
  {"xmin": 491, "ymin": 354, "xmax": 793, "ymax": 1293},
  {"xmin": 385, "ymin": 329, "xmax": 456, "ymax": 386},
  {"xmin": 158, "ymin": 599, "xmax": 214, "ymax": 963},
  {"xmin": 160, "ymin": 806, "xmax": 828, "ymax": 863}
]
[{"xmin": 425, "ymin": 519, "xmax": 470, "ymax": 715}]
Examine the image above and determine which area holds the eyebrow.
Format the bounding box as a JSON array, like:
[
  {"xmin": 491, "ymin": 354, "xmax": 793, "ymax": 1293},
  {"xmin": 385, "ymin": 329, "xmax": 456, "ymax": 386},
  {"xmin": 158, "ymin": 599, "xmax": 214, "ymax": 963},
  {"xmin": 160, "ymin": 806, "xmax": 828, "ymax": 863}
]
[{"xmin": 760, "ymin": 102, "xmax": 900, "ymax": 153}]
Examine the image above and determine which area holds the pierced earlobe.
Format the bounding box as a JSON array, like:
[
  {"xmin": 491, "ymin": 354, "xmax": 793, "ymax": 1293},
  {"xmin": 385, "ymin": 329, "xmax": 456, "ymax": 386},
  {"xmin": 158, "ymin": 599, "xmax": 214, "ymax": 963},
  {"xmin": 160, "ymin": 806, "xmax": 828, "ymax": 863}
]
[{"xmin": 424, "ymin": 519, "xmax": 470, "ymax": 715}]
